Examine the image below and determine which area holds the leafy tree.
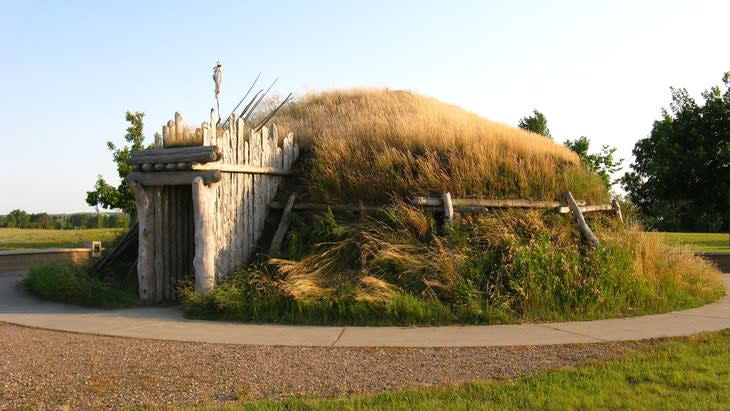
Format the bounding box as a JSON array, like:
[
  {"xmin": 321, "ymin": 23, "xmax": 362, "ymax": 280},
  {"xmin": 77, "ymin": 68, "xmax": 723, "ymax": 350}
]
[
  {"xmin": 564, "ymin": 136, "xmax": 623, "ymax": 190},
  {"xmin": 86, "ymin": 112, "xmax": 147, "ymax": 217},
  {"xmin": 622, "ymin": 72, "xmax": 730, "ymax": 232},
  {"xmin": 6, "ymin": 209, "xmax": 31, "ymax": 228},
  {"xmin": 518, "ymin": 109, "xmax": 551, "ymax": 138},
  {"xmin": 30, "ymin": 212, "xmax": 54, "ymax": 229}
]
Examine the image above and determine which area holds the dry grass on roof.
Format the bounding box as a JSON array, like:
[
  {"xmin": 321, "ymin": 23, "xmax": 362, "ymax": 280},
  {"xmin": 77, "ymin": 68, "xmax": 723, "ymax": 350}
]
[{"xmin": 273, "ymin": 88, "xmax": 608, "ymax": 203}]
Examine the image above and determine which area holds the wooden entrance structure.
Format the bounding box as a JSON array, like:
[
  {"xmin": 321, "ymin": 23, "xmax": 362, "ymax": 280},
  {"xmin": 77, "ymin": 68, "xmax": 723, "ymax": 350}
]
[{"xmin": 127, "ymin": 109, "xmax": 298, "ymax": 303}]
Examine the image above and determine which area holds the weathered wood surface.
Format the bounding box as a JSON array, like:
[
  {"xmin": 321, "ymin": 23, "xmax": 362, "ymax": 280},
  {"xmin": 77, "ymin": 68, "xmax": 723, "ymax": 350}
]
[
  {"xmin": 442, "ymin": 192, "xmax": 454, "ymax": 226},
  {"xmin": 192, "ymin": 177, "xmax": 216, "ymax": 292},
  {"xmin": 564, "ymin": 191, "xmax": 600, "ymax": 247},
  {"xmin": 191, "ymin": 163, "xmax": 294, "ymax": 176},
  {"xmin": 612, "ymin": 198, "xmax": 624, "ymax": 223},
  {"xmin": 128, "ymin": 146, "xmax": 219, "ymax": 165},
  {"xmin": 130, "ymin": 108, "xmax": 299, "ymax": 300},
  {"xmin": 130, "ymin": 182, "xmax": 155, "ymax": 304},
  {"xmin": 197, "ymin": 110, "xmax": 299, "ymax": 282},
  {"xmin": 162, "ymin": 112, "xmax": 203, "ymax": 147},
  {"xmin": 268, "ymin": 193, "xmax": 297, "ymax": 256},
  {"xmin": 269, "ymin": 200, "xmax": 614, "ymax": 215},
  {"xmin": 127, "ymin": 170, "xmax": 221, "ymax": 186}
]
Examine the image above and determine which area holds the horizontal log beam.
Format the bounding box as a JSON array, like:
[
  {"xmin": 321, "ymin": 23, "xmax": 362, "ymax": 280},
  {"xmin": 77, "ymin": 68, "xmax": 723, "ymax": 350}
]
[
  {"xmin": 127, "ymin": 170, "xmax": 221, "ymax": 186},
  {"xmin": 192, "ymin": 163, "xmax": 294, "ymax": 176},
  {"xmin": 410, "ymin": 197, "xmax": 587, "ymax": 208},
  {"xmin": 128, "ymin": 146, "xmax": 220, "ymax": 165},
  {"xmin": 269, "ymin": 201, "xmax": 615, "ymax": 215}
]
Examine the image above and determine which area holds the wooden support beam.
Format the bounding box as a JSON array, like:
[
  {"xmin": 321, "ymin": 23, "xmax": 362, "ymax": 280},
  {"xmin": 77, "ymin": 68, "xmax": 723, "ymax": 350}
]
[
  {"xmin": 564, "ymin": 191, "xmax": 600, "ymax": 247},
  {"xmin": 268, "ymin": 194, "xmax": 297, "ymax": 256},
  {"xmin": 442, "ymin": 192, "xmax": 454, "ymax": 227},
  {"xmin": 130, "ymin": 182, "xmax": 155, "ymax": 303},
  {"xmin": 191, "ymin": 163, "xmax": 294, "ymax": 176},
  {"xmin": 192, "ymin": 177, "xmax": 216, "ymax": 293},
  {"xmin": 612, "ymin": 198, "xmax": 624, "ymax": 224},
  {"xmin": 127, "ymin": 146, "xmax": 220, "ymax": 165},
  {"xmin": 127, "ymin": 170, "xmax": 221, "ymax": 186},
  {"xmin": 410, "ymin": 197, "xmax": 586, "ymax": 209}
]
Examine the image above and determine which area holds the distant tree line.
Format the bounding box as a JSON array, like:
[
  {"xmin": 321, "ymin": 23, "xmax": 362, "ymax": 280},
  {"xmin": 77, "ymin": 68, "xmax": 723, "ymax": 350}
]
[{"xmin": 0, "ymin": 209, "xmax": 130, "ymax": 230}]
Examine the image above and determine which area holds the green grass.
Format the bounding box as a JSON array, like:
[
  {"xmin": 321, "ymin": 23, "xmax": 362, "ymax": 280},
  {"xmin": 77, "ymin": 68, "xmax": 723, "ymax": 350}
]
[
  {"xmin": 651, "ymin": 232, "xmax": 730, "ymax": 252},
  {"xmin": 0, "ymin": 227, "xmax": 124, "ymax": 250},
  {"xmin": 186, "ymin": 329, "xmax": 730, "ymax": 410},
  {"xmin": 22, "ymin": 263, "xmax": 137, "ymax": 308}
]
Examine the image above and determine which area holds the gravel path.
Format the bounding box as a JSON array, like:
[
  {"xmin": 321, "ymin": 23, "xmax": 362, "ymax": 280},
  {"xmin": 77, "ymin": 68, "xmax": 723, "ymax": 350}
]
[{"xmin": 0, "ymin": 322, "xmax": 639, "ymax": 409}]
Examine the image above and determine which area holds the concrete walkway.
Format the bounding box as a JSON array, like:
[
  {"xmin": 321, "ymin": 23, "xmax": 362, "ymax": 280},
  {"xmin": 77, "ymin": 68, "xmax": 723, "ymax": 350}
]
[{"xmin": 1, "ymin": 272, "xmax": 729, "ymax": 347}]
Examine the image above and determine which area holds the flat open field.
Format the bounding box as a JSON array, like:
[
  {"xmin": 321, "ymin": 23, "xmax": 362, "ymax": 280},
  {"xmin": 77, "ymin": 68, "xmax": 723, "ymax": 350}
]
[
  {"xmin": 0, "ymin": 227, "xmax": 124, "ymax": 250},
  {"xmin": 649, "ymin": 232, "xmax": 730, "ymax": 252}
]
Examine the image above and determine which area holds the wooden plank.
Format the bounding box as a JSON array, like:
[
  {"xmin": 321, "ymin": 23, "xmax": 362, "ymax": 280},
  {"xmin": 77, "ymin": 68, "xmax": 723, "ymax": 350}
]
[
  {"xmin": 564, "ymin": 191, "xmax": 600, "ymax": 247},
  {"xmin": 192, "ymin": 177, "xmax": 216, "ymax": 292},
  {"xmin": 127, "ymin": 170, "xmax": 221, "ymax": 186},
  {"xmin": 268, "ymin": 194, "xmax": 297, "ymax": 256},
  {"xmin": 191, "ymin": 163, "xmax": 294, "ymax": 176},
  {"xmin": 442, "ymin": 192, "xmax": 454, "ymax": 226}
]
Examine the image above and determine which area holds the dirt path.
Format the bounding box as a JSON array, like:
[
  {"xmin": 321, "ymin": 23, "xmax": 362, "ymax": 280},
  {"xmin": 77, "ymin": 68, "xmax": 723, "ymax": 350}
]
[{"xmin": 0, "ymin": 322, "xmax": 640, "ymax": 409}]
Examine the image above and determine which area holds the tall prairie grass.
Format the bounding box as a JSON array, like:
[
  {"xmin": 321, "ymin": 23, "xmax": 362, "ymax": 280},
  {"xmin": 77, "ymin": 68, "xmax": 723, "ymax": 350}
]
[
  {"xmin": 182, "ymin": 207, "xmax": 724, "ymax": 325},
  {"xmin": 274, "ymin": 89, "xmax": 608, "ymax": 203}
]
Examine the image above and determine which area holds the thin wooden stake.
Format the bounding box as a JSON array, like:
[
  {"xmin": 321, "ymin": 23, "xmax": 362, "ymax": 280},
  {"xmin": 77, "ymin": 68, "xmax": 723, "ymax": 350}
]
[
  {"xmin": 611, "ymin": 198, "xmax": 624, "ymax": 224},
  {"xmin": 442, "ymin": 192, "xmax": 454, "ymax": 227},
  {"xmin": 564, "ymin": 191, "xmax": 600, "ymax": 247},
  {"xmin": 268, "ymin": 193, "xmax": 297, "ymax": 256}
]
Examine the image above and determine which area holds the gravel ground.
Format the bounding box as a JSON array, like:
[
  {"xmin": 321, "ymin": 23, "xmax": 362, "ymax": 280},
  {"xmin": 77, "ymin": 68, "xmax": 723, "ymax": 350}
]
[{"xmin": 0, "ymin": 322, "xmax": 640, "ymax": 410}]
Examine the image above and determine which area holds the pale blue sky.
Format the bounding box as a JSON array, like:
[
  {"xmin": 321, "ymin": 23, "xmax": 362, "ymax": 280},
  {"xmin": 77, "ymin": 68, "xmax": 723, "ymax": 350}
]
[{"xmin": 1, "ymin": 0, "xmax": 728, "ymax": 213}]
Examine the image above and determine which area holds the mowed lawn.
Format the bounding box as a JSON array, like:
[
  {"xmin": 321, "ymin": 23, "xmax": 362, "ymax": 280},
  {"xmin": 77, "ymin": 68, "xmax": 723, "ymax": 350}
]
[
  {"xmin": 0, "ymin": 227, "xmax": 124, "ymax": 250},
  {"xmin": 650, "ymin": 232, "xmax": 730, "ymax": 252}
]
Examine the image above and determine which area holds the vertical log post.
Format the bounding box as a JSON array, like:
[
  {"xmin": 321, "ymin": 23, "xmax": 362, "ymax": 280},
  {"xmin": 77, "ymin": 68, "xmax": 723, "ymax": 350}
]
[
  {"xmin": 192, "ymin": 177, "xmax": 216, "ymax": 292},
  {"xmin": 564, "ymin": 191, "xmax": 600, "ymax": 247},
  {"xmin": 611, "ymin": 198, "xmax": 624, "ymax": 224},
  {"xmin": 442, "ymin": 192, "xmax": 454, "ymax": 227},
  {"xmin": 130, "ymin": 181, "xmax": 156, "ymax": 303}
]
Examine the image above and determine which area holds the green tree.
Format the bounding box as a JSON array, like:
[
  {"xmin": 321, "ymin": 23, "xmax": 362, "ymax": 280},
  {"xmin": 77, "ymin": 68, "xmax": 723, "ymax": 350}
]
[
  {"xmin": 564, "ymin": 136, "xmax": 623, "ymax": 190},
  {"xmin": 6, "ymin": 209, "xmax": 31, "ymax": 228},
  {"xmin": 622, "ymin": 72, "xmax": 730, "ymax": 233},
  {"xmin": 30, "ymin": 212, "xmax": 54, "ymax": 229},
  {"xmin": 518, "ymin": 109, "xmax": 552, "ymax": 138},
  {"xmin": 86, "ymin": 112, "xmax": 146, "ymax": 217}
]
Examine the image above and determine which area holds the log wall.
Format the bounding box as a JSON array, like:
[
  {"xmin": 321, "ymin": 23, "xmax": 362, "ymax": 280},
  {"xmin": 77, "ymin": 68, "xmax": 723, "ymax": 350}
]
[
  {"xmin": 194, "ymin": 109, "xmax": 298, "ymax": 282},
  {"xmin": 130, "ymin": 109, "xmax": 298, "ymax": 303}
]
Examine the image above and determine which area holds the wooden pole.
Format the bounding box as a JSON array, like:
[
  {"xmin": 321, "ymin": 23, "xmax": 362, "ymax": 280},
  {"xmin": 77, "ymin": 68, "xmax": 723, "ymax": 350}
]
[
  {"xmin": 611, "ymin": 198, "xmax": 624, "ymax": 224},
  {"xmin": 442, "ymin": 192, "xmax": 454, "ymax": 227},
  {"xmin": 268, "ymin": 193, "xmax": 297, "ymax": 256},
  {"xmin": 130, "ymin": 181, "xmax": 155, "ymax": 303},
  {"xmin": 564, "ymin": 191, "xmax": 600, "ymax": 247},
  {"xmin": 192, "ymin": 177, "xmax": 216, "ymax": 293}
]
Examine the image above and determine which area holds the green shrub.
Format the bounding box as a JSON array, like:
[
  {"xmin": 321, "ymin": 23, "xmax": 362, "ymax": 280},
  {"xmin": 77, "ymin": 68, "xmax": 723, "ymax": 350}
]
[{"xmin": 23, "ymin": 263, "xmax": 137, "ymax": 308}]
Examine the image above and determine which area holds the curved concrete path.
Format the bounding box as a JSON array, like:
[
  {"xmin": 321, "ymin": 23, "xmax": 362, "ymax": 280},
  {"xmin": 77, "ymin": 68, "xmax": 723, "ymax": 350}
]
[{"xmin": 1, "ymin": 272, "xmax": 729, "ymax": 347}]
